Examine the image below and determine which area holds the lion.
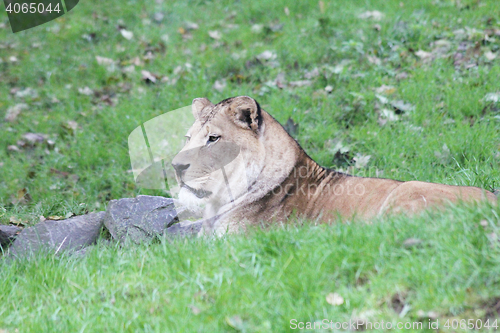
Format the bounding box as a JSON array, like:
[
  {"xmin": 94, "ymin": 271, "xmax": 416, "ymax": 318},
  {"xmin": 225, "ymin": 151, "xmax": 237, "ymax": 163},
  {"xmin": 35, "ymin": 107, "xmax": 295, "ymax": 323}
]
[{"xmin": 171, "ymin": 96, "xmax": 496, "ymax": 236}]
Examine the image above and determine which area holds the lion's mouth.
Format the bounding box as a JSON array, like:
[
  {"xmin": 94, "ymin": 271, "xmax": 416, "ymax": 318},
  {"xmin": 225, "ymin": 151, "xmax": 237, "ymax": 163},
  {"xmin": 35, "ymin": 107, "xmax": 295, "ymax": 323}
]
[{"xmin": 181, "ymin": 182, "xmax": 212, "ymax": 199}]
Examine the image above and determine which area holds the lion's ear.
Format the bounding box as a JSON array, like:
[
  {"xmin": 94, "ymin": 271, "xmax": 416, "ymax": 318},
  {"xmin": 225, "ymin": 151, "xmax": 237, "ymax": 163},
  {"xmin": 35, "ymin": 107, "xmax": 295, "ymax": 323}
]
[
  {"xmin": 230, "ymin": 96, "xmax": 262, "ymax": 131},
  {"xmin": 192, "ymin": 98, "xmax": 213, "ymax": 120}
]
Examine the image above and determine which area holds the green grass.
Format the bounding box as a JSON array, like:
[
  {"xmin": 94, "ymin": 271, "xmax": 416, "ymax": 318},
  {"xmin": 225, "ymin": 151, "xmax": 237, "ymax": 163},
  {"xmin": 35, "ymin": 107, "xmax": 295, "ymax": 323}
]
[{"xmin": 1, "ymin": 0, "xmax": 500, "ymax": 331}]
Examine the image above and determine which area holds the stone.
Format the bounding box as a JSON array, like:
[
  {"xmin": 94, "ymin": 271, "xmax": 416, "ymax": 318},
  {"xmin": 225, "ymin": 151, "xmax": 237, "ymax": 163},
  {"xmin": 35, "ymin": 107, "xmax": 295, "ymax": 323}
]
[
  {"xmin": 103, "ymin": 195, "xmax": 179, "ymax": 243},
  {"xmin": 165, "ymin": 219, "xmax": 203, "ymax": 237},
  {"xmin": 0, "ymin": 225, "xmax": 22, "ymax": 249},
  {"xmin": 8, "ymin": 212, "xmax": 105, "ymax": 258}
]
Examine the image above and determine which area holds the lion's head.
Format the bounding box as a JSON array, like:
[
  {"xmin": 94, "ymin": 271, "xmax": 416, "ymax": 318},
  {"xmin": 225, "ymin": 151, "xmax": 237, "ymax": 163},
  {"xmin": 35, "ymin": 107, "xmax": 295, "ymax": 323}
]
[{"xmin": 171, "ymin": 96, "xmax": 268, "ymax": 217}]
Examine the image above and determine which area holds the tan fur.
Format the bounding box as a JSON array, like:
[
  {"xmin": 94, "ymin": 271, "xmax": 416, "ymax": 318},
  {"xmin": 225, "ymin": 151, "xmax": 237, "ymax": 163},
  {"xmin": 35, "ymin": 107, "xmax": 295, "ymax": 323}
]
[{"xmin": 171, "ymin": 96, "xmax": 497, "ymax": 236}]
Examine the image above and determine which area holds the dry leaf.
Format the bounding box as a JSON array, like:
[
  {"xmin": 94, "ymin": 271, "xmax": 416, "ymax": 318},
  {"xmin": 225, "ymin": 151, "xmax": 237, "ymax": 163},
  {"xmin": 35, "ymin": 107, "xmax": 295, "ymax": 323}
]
[
  {"xmin": 141, "ymin": 70, "xmax": 158, "ymax": 84},
  {"xmin": 189, "ymin": 305, "xmax": 201, "ymax": 315},
  {"xmin": 225, "ymin": 315, "xmax": 244, "ymax": 330},
  {"xmin": 208, "ymin": 30, "xmax": 222, "ymax": 40},
  {"xmin": 120, "ymin": 29, "xmax": 134, "ymax": 40},
  {"xmin": 403, "ymin": 238, "xmax": 422, "ymax": 248},
  {"xmin": 367, "ymin": 55, "xmax": 381, "ymax": 65},
  {"xmin": 62, "ymin": 120, "xmax": 78, "ymax": 134},
  {"xmin": 184, "ymin": 22, "xmax": 199, "ymax": 30},
  {"xmin": 15, "ymin": 88, "xmax": 38, "ymax": 99},
  {"xmin": 213, "ymin": 79, "xmax": 226, "ymax": 92},
  {"xmin": 289, "ymin": 80, "xmax": 312, "ymax": 87},
  {"xmin": 484, "ymin": 92, "xmax": 500, "ymax": 103},
  {"xmin": 353, "ymin": 153, "xmax": 371, "ymax": 168},
  {"xmin": 358, "ymin": 10, "xmax": 384, "ymax": 21},
  {"xmin": 47, "ymin": 215, "xmax": 65, "ymax": 220},
  {"xmin": 5, "ymin": 103, "xmax": 28, "ymax": 122},
  {"xmin": 375, "ymin": 85, "xmax": 396, "ymax": 95},
  {"xmin": 78, "ymin": 87, "xmax": 93, "ymax": 96},
  {"xmin": 7, "ymin": 145, "xmax": 20, "ymax": 152},
  {"xmin": 326, "ymin": 292, "xmax": 344, "ymax": 305},
  {"xmin": 10, "ymin": 188, "xmax": 31, "ymax": 205},
  {"xmin": 485, "ymin": 51, "xmax": 497, "ymax": 61},
  {"xmin": 96, "ymin": 56, "xmax": 115, "ymax": 66},
  {"xmin": 304, "ymin": 67, "xmax": 320, "ymax": 79},
  {"xmin": 251, "ymin": 24, "xmax": 263, "ymax": 33},
  {"xmin": 256, "ymin": 50, "xmax": 276, "ymax": 61},
  {"xmin": 23, "ymin": 133, "xmax": 47, "ymax": 145},
  {"xmin": 415, "ymin": 50, "xmax": 432, "ymax": 60},
  {"xmin": 380, "ymin": 108, "xmax": 399, "ymax": 122},
  {"xmin": 9, "ymin": 216, "xmax": 27, "ymax": 226}
]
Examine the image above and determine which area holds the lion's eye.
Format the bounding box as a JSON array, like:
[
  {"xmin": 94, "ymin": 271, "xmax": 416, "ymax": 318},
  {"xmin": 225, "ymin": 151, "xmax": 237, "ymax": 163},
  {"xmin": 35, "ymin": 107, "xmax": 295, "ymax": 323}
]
[{"xmin": 207, "ymin": 135, "xmax": 220, "ymax": 144}]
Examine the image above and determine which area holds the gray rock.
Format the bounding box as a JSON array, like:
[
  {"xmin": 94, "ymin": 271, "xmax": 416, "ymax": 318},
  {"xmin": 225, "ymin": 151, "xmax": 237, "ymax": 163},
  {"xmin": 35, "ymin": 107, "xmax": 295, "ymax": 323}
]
[
  {"xmin": 8, "ymin": 212, "xmax": 105, "ymax": 258},
  {"xmin": 0, "ymin": 225, "xmax": 22, "ymax": 249},
  {"xmin": 165, "ymin": 219, "xmax": 203, "ymax": 237},
  {"xmin": 103, "ymin": 195, "xmax": 179, "ymax": 243}
]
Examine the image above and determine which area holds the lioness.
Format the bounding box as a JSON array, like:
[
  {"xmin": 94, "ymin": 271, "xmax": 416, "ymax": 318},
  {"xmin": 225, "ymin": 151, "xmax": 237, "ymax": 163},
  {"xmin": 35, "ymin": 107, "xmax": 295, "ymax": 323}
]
[{"xmin": 171, "ymin": 96, "xmax": 496, "ymax": 235}]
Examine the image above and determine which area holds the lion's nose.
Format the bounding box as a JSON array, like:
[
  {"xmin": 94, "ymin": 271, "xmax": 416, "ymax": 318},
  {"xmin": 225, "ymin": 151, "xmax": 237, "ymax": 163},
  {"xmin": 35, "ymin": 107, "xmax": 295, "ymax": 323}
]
[{"xmin": 172, "ymin": 162, "xmax": 190, "ymax": 176}]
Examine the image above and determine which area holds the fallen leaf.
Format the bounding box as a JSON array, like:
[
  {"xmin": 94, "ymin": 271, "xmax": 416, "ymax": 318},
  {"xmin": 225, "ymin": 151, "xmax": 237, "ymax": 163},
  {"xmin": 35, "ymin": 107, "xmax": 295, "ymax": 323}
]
[
  {"xmin": 484, "ymin": 92, "xmax": 500, "ymax": 103},
  {"xmin": 375, "ymin": 85, "xmax": 396, "ymax": 95},
  {"xmin": 251, "ymin": 24, "xmax": 264, "ymax": 33},
  {"xmin": 78, "ymin": 87, "xmax": 93, "ymax": 96},
  {"xmin": 153, "ymin": 12, "xmax": 164, "ymax": 23},
  {"xmin": 9, "ymin": 55, "xmax": 18, "ymax": 62},
  {"xmin": 390, "ymin": 100, "xmax": 415, "ymax": 113},
  {"xmin": 10, "ymin": 188, "xmax": 31, "ymax": 205},
  {"xmin": 23, "ymin": 133, "xmax": 47, "ymax": 145},
  {"xmin": 403, "ymin": 238, "xmax": 422, "ymax": 248},
  {"xmin": 358, "ymin": 10, "xmax": 384, "ymax": 21},
  {"xmin": 434, "ymin": 143, "xmax": 451, "ymax": 164},
  {"xmin": 380, "ymin": 108, "xmax": 399, "ymax": 122},
  {"xmin": 213, "ymin": 79, "xmax": 226, "ymax": 92},
  {"xmin": 353, "ymin": 153, "xmax": 371, "ymax": 168},
  {"xmin": 275, "ymin": 72, "xmax": 286, "ymax": 88},
  {"xmin": 7, "ymin": 145, "xmax": 20, "ymax": 152},
  {"xmin": 47, "ymin": 215, "xmax": 65, "ymax": 220},
  {"xmin": 4, "ymin": 103, "xmax": 28, "ymax": 122},
  {"xmin": 367, "ymin": 55, "xmax": 381, "ymax": 65},
  {"xmin": 256, "ymin": 50, "xmax": 276, "ymax": 61},
  {"xmin": 95, "ymin": 56, "xmax": 115, "ymax": 66},
  {"xmin": 189, "ymin": 305, "xmax": 201, "ymax": 315},
  {"xmin": 326, "ymin": 292, "xmax": 344, "ymax": 305},
  {"xmin": 225, "ymin": 315, "xmax": 244, "ymax": 330},
  {"xmin": 62, "ymin": 121, "xmax": 78, "ymax": 134},
  {"xmin": 304, "ymin": 67, "xmax": 320, "ymax": 79},
  {"xmin": 289, "ymin": 80, "xmax": 312, "ymax": 87},
  {"xmin": 9, "ymin": 216, "xmax": 27, "ymax": 226},
  {"xmin": 120, "ymin": 29, "xmax": 134, "ymax": 40},
  {"xmin": 184, "ymin": 22, "xmax": 199, "ymax": 30},
  {"xmin": 141, "ymin": 70, "xmax": 158, "ymax": 84},
  {"xmin": 415, "ymin": 50, "xmax": 432, "ymax": 60},
  {"xmin": 325, "ymin": 85, "xmax": 333, "ymax": 93},
  {"xmin": 485, "ymin": 51, "xmax": 497, "ymax": 61},
  {"xmin": 15, "ymin": 88, "xmax": 38, "ymax": 99},
  {"xmin": 208, "ymin": 30, "xmax": 222, "ymax": 40}
]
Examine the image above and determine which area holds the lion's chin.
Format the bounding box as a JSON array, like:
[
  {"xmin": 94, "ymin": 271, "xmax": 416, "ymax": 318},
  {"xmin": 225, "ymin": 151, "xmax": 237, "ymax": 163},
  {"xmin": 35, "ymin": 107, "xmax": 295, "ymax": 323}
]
[{"xmin": 178, "ymin": 186, "xmax": 208, "ymax": 210}]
